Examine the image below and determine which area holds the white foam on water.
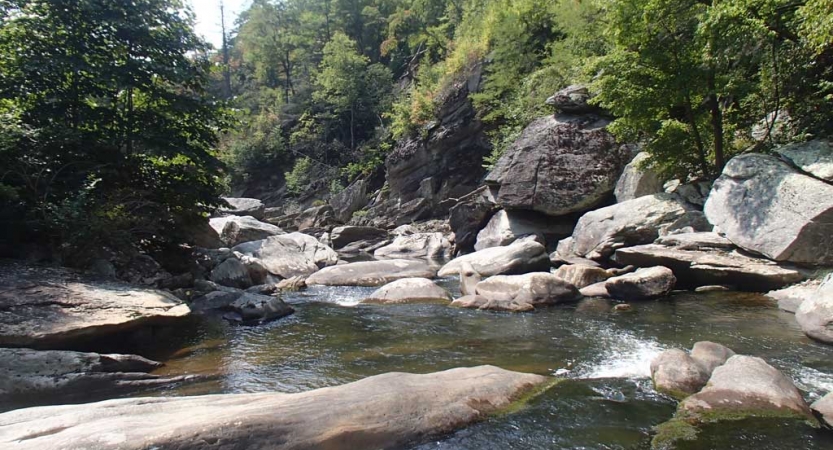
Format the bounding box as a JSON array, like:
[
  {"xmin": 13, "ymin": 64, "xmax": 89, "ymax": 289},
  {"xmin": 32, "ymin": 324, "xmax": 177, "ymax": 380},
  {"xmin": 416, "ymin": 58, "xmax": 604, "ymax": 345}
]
[
  {"xmin": 578, "ymin": 329, "xmax": 666, "ymax": 379},
  {"xmin": 793, "ymin": 365, "xmax": 833, "ymax": 399}
]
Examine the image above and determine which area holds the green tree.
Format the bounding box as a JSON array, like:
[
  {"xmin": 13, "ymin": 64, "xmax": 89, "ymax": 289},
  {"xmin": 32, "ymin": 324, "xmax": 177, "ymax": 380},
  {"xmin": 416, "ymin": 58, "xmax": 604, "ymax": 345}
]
[{"xmin": 0, "ymin": 0, "xmax": 227, "ymax": 258}]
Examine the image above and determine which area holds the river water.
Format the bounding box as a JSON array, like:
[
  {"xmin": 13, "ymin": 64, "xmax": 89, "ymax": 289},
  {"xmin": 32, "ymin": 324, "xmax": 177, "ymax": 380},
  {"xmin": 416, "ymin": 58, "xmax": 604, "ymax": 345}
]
[{"xmin": 121, "ymin": 277, "xmax": 833, "ymax": 449}]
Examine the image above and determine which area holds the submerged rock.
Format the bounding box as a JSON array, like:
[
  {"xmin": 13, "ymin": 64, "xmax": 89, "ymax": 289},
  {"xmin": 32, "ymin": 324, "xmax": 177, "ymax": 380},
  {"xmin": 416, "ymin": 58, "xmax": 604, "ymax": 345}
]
[
  {"xmin": 796, "ymin": 275, "xmax": 833, "ymax": 344},
  {"xmin": 704, "ymin": 153, "xmax": 833, "ymax": 265},
  {"xmin": 475, "ymin": 272, "xmax": 581, "ymax": 307},
  {"xmin": 0, "ymin": 348, "xmax": 195, "ymax": 405},
  {"xmin": 438, "ymin": 240, "xmax": 549, "ymax": 277},
  {"xmin": 230, "ymin": 293, "xmax": 294, "ymax": 323},
  {"xmin": 604, "ymin": 266, "xmax": 676, "ymax": 300},
  {"xmin": 0, "ymin": 262, "xmax": 190, "ymax": 348},
  {"xmin": 0, "ymin": 366, "xmax": 549, "ymax": 450},
  {"xmin": 450, "ymin": 295, "xmax": 535, "ymax": 312},
  {"xmin": 306, "ymin": 259, "xmax": 437, "ymax": 287},
  {"xmin": 362, "ymin": 278, "xmax": 452, "ymax": 304},
  {"xmin": 485, "ymin": 114, "xmax": 631, "ymax": 217}
]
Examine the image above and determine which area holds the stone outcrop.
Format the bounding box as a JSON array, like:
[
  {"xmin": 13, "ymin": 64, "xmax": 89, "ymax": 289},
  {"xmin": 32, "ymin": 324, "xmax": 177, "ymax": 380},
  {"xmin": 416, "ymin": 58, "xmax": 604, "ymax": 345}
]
[
  {"xmin": 0, "ymin": 348, "xmax": 196, "ymax": 406},
  {"xmin": 614, "ymin": 152, "xmax": 664, "ymax": 202},
  {"xmin": 650, "ymin": 342, "xmax": 735, "ymax": 398},
  {"xmin": 604, "ymin": 266, "xmax": 676, "ymax": 300},
  {"xmin": 330, "ymin": 226, "xmax": 389, "ymax": 250},
  {"xmin": 217, "ymin": 197, "xmax": 265, "ymax": 219},
  {"xmin": 560, "ymin": 193, "xmax": 703, "ymax": 261},
  {"xmin": 474, "ymin": 210, "xmax": 573, "ymax": 251},
  {"xmin": 552, "ymin": 264, "xmax": 613, "ymax": 289},
  {"xmin": 450, "ymin": 295, "xmax": 535, "ymax": 312},
  {"xmin": 0, "ymin": 262, "xmax": 190, "ymax": 348},
  {"xmin": 296, "ymin": 205, "xmax": 336, "ymax": 230},
  {"xmin": 362, "ymin": 278, "xmax": 452, "ymax": 304},
  {"xmin": 233, "ymin": 233, "xmax": 339, "ymax": 280},
  {"xmin": 704, "ymin": 153, "xmax": 833, "ymax": 265},
  {"xmin": 330, "ymin": 179, "xmax": 368, "ymax": 223},
  {"xmin": 373, "ymin": 232, "xmax": 452, "ymax": 260},
  {"xmin": 448, "ymin": 186, "xmax": 499, "ymax": 253},
  {"xmin": 485, "ymin": 114, "xmax": 631, "ymax": 217},
  {"xmin": 777, "ymin": 139, "xmax": 833, "ymax": 182},
  {"xmin": 0, "ymin": 366, "xmax": 549, "ymax": 450},
  {"xmin": 438, "ymin": 239, "xmax": 549, "ymax": 277},
  {"xmin": 307, "ymin": 259, "xmax": 437, "ymax": 287},
  {"xmin": 612, "ymin": 236, "xmax": 804, "ymax": 291},
  {"xmin": 795, "ymin": 275, "xmax": 833, "ymax": 344},
  {"xmin": 474, "ymin": 272, "xmax": 581, "ymax": 307},
  {"xmin": 209, "ymin": 215, "xmax": 284, "ymax": 247}
]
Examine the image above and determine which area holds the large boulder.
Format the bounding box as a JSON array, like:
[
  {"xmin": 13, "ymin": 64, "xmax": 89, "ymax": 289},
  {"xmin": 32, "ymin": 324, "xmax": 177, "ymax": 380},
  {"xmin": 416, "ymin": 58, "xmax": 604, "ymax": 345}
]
[
  {"xmin": 485, "ymin": 114, "xmax": 632, "ymax": 217},
  {"xmin": 0, "ymin": 366, "xmax": 549, "ymax": 450},
  {"xmin": 562, "ymin": 193, "xmax": 702, "ymax": 261},
  {"xmin": 0, "ymin": 262, "xmax": 189, "ymax": 348},
  {"xmin": 767, "ymin": 280, "xmax": 820, "ymax": 313},
  {"xmin": 233, "ymin": 233, "xmax": 339, "ymax": 279},
  {"xmin": 777, "ymin": 139, "xmax": 833, "ymax": 182},
  {"xmin": 362, "ymin": 278, "xmax": 452, "ymax": 304},
  {"xmin": 229, "ymin": 293, "xmax": 294, "ymax": 324},
  {"xmin": 448, "ymin": 186, "xmax": 499, "ymax": 253},
  {"xmin": 474, "ymin": 210, "xmax": 573, "ymax": 251},
  {"xmin": 210, "ymin": 215, "xmax": 284, "ymax": 247},
  {"xmin": 552, "ymin": 264, "xmax": 613, "ymax": 289},
  {"xmin": 295, "ymin": 204, "xmax": 336, "ymax": 230},
  {"xmin": 704, "ymin": 153, "xmax": 833, "ymax": 265},
  {"xmin": 450, "ymin": 295, "xmax": 535, "ymax": 312},
  {"xmin": 604, "ymin": 266, "xmax": 676, "ymax": 300},
  {"xmin": 650, "ymin": 342, "xmax": 735, "ymax": 398},
  {"xmin": 459, "ymin": 262, "xmax": 481, "ymax": 296},
  {"xmin": 330, "ymin": 179, "xmax": 368, "ymax": 223},
  {"xmin": 812, "ymin": 392, "xmax": 833, "ymax": 427},
  {"xmin": 217, "ymin": 197, "xmax": 265, "ymax": 219},
  {"xmin": 0, "ymin": 348, "xmax": 195, "ymax": 406},
  {"xmin": 612, "ymin": 241, "xmax": 804, "ymax": 291},
  {"xmin": 614, "ymin": 152, "xmax": 664, "ymax": 202},
  {"xmin": 330, "ymin": 226, "xmax": 389, "ymax": 250},
  {"xmin": 679, "ymin": 355, "xmax": 814, "ymax": 422},
  {"xmin": 796, "ymin": 275, "xmax": 833, "ymax": 344},
  {"xmin": 438, "ymin": 239, "xmax": 549, "ymax": 277},
  {"xmin": 306, "ymin": 260, "xmax": 437, "ymax": 287},
  {"xmin": 209, "ymin": 257, "xmax": 253, "ymax": 289},
  {"xmin": 373, "ymin": 232, "xmax": 452, "ymax": 260},
  {"xmin": 474, "ymin": 272, "xmax": 581, "ymax": 307}
]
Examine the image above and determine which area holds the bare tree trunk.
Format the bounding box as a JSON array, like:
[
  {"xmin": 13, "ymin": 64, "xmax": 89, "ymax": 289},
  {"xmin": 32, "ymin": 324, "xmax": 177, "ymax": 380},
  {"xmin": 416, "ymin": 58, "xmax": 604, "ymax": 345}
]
[
  {"xmin": 220, "ymin": 1, "xmax": 232, "ymax": 98},
  {"xmin": 707, "ymin": 71, "xmax": 725, "ymax": 173}
]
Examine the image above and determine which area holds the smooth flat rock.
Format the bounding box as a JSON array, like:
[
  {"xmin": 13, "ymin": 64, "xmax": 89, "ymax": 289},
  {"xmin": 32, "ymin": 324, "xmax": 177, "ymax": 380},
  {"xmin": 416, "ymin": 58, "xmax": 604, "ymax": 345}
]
[
  {"xmin": 679, "ymin": 355, "xmax": 814, "ymax": 421},
  {"xmin": 374, "ymin": 232, "xmax": 452, "ymax": 260},
  {"xmin": 218, "ymin": 197, "xmax": 265, "ymax": 219},
  {"xmin": 0, "ymin": 348, "xmax": 195, "ymax": 406},
  {"xmin": 553, "ymin": 264, "xmax": 613, "ymax": 289},
  {"xmin": 306, "ymin": 259, "xmax": 437, "ymax": 287},
  {"xmin": 0, "ymin": 366, "xmax": 549, "ymax": 450},
  {"xmin": 579, "ymin": 281, "xmax": 610, "ymax": 298},
  {"xmin": 604, "ymin": 266, "xmax": 676, "ymax": 300},
  {"xmin": 655, "ymin": 232, "xmax": 735, "ymax": 251},
  {"xmin": 0, "ymin": 262, "xmax": 190, "ymax": 348},
  {"xmin": 612, "ymin": 244, "xmax": 804, "ymax": 291},
  {"xmin": 766, "ymin": 280, "xmax": 820, "ymax": 313},
  {"xmin": 704, "ymin": 153, "xmax": 833, "ymax": 265},
  {"xmin": 233, "ymin": 233, "xmax": 338, "ymax": 279},
  {"xmin": 362, "ymin": 278, "xmax": 452, "ymax": 304},
  {"xmin": 796, "ymin": 275, "xmax": 833, "ymax": 344},
  {"xmin": 475, "ymin": 272, "xmax": 581, "ymax": 306},
  {"xmin": 451, "ymin": 295, "xmax": 535, "ymax": 312},
  {"xmin": 438, "ymin": 240, "xmax": 549, "ymax": 277}
]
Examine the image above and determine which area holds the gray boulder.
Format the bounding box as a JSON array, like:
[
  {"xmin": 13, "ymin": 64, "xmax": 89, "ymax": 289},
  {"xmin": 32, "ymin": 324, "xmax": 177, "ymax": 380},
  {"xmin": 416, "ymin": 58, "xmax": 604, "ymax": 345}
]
[
  {"xmin": 233, "ymin": 233, "xmax": 339, "ymax": 279},
  {"xmin": 604, "ymin": 266, "xmax": 676, "ymax": 300},
  {"xmin": 665, "ymin": 180, "xmax": 712, "ymax": 209},
  {"xmin": 690, "ymin": 341, "xmax": 736, "ymax": 374},
  {"xmin": 475, "ymin": 272, "xmax": 581, "ymax": 307},
  {"xmin": 330, "ymin": 226, "xmax": 389, "ymax": 250},
  {"xmin": 229, "ymin": 293, "xmax": 294, "ymax": 323},
  {"xmin": 679, "ymin": 355, "xmax": 814, "ymax": 421},
  {"xmin": 552, "ymin": 264, "xmax": 613, "ymax": 289},
  {"xmin": 190, "ymin": 290, "xmax": 243, "ymax": 312},
  {"xmin": 796, "ymin": 275, "xmax": 833, "ymax": 344},
  {"xmin": 307, "ymin": 259, "xmax": 437, "ymax": 287},
  {"xmin": 545, "ymin": 85, "xmax": 599, "ymax": 114},
  {"xmin": 650, "ymin": 342, "xmax": 735, "ymax": 399},
  {"xmin": 330, "ymin": 179, "xmax": 368, "ymax": 223},
  {"xmin": 0, "ymin": 366, "xmax": 548, "ymax": 450},
  {"xmin": 295, "ymin": 204, "xmax": 336, "ymax": 230},
  {"xmin": 210, "ymin": 215, "xmax": 284, "ymax": 247},
  {"xmin": 0, "ymin": 348, "xmax": 197, "ymax": 406},
  {"xmin": 704, "ymin": 153, "xmax": 833, "ymax": 265},
  {"xmin": 374, "ymin": 232, "xmax": 452, "ymax": 260},
  {"xmin": 362, "ymin": 278, "xmax": 452, "ymax": 304},
  {"xmin": 812, "ymin": 392, "xmax": 833, "ymax": 427},
  {"xmin": 777, "ymin": 139, "xmax": 833, "ymax": 182},
  {"xmin": 564, "ymin": 193, "xmax": 700, "ymax": 261},
  {"xmin": 450, "ymin": 295, "xmax": 535, "ymax": 312},
  {"xmin": 614, "ymin": 152, "xmax": 664, "ymax": 202},
  {"xmin": 438, "ymin": 239, "xmax": 549, "ymax": 277},
  {"xmin": 218, "ymin": 197, "xmax": 265, "ymax": 219},
  {"xmin": 459, "ymin": 262, "xmax": 481, "ymax": 296},
  {"xmin": 209, "ymin": 257, "xmax": 253, "ymax": 289},
  {"xmin": 474, "ymin": 210, "xmax": 573, "ymax": 251},
  {"xmin": 448, "ymin": 186, "xmax": 499, "ymax": 253},
  {"xmin": 485, "ymin": 114, "xmax": 631, "ymax": 217},
  {"xmin": 766, "ymin": 280, "xmax": 820, "ymax": 313}
]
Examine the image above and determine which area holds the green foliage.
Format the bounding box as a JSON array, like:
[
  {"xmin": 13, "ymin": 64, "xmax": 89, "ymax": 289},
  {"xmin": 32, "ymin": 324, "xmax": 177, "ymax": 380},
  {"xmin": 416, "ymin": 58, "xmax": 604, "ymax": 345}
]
[
  {"xmin": 285, "ymin": 157, "xmax": 313, "ymax": 195},
  {"xmin": 0, "ymin": 0, "xmax": 228, "ymax": 259}
]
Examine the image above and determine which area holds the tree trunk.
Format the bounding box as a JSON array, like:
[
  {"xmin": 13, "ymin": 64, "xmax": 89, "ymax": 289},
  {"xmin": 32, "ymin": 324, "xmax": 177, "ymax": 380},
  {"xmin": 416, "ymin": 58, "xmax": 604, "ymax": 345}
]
[
  {"xmin": 220, "ymin": 2, "xmax": 232, "ymax": 98},
  {"xmin": 707, "ymin": 71, "xmax": 725, "ymax": 174},
  {"xmin": 684, "ymin": 94, "xmax": 710, "ymax": 177},
  {"xmin": 350, "ymin": 104, "xmax": 355, "ymax": 151}
]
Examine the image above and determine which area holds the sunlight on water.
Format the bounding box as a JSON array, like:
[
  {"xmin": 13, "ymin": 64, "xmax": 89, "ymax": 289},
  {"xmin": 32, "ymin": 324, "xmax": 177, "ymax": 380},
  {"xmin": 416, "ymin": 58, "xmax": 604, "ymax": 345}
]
[{"xmin": 577, "ymin": 329, "xmax": 665, "ymax": 379}]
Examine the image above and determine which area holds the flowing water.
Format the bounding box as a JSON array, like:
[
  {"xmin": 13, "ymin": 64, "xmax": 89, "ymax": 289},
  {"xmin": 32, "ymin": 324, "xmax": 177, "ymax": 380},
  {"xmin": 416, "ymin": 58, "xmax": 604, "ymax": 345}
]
[{"xmin": 18, "ymin": 277, "xmax": 833, "ymax": 448}]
